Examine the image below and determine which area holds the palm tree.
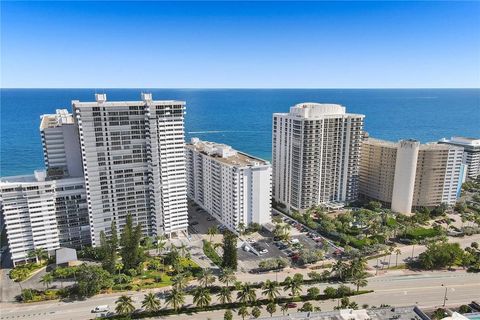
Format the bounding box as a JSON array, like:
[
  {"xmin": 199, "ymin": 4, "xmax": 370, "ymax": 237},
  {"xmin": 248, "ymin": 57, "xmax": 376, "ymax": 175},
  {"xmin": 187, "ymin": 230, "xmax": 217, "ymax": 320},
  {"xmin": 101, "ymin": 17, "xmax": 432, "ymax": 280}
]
[
  {"xmin": 155, "ymin": 236, "xmax": 166, "ymax": 256},
  {"xmin": 351, "ymin": 272, "xmax": 368, "ymax": 292},
  {"xmin": 115, "ymin": 295, "xmax": 135, "ymax": 315},
  {"xmin": 165, "ymin": 288, "xmax": 185, "ymax": 311},
  {"xmin": 237, "ymin": 305, "xmax": 249, "ymax": 320},
  {"xmin": 395, "ymin": 248, "xmax": 402, "ymax": 267},
  {"xmin": 115, "ymin": 262, "xmax": 124, "ymax": 275},
  {"xmin": 266, "ymin": 302, "xmax": 277, "ymax": 317},
  {"xmin": 177, "ymin": 243, "xmax": 188, "ymax": 258},
  {"xmin": 142, "ymin": 292, "xmax": 161, "ymax": 312},
  {"xmin": 219, "ymin": 268, "xmax": 236, "ymax": 287},
  {"xmin": 281, "ymin": 303, "xmax": 289, "ymax": 315},
  {"xmin": 28, "ymin": 248, "xmax": 48, "ymax": 264},
  {"xmin": 283, "ymin": 276, "xmax": 302, "ymax": 298},
  {"xmin": 237, "ymin": 282, "xmax": 257, "ymax": 304},
  {"xmin": 217, "ymin": 286, "xmax": 232, "ymax": 304},
  {"xmin": 262, "ymin": 280, "xmax": 280, "ymax": 302},
  {"xmin": 332, "ymin": 260, "xmax": 348, "ymax": 281},
  {"xmin": 387, "ymin": 247, "xmax": 394, "ymax": 268},
  {"xmin": 193, "ymin": 287, "xmax": 212, "ymax": 308},
  {"xmin": 207, "ymin": 226, "xmax": 218, "ymax": 242},
  {"xmin": 40, "ymin": 273, "xmax": 53, "ymax": 289},
  {"xmin": 198, "ymin": 268, "xmax": 216, "ymax": 288},
  {"xmin": 411, "ymin": 240, "xmax": 418, "ymax": 259},
  {"xmin": 172, "ymin": 273, "xmax": 188, "ymax": 290},
  {"xmin": 55, "ymin": 268, "xmax": 68, "ymax": 288},
  {"xmin": 237, "ymin": 222, "xmax": 246, "ymax": 235},
  {"xmin": 251, "ymin": 306, "xmax": 261, "ymax": 318}
]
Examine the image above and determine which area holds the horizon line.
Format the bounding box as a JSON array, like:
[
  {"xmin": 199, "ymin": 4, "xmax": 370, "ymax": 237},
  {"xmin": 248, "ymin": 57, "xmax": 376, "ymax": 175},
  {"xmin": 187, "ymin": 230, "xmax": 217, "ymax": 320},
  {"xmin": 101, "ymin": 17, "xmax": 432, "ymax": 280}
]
[{"xmin": 2, "ymin": 87, "xmax": 480, "ymax": 90}]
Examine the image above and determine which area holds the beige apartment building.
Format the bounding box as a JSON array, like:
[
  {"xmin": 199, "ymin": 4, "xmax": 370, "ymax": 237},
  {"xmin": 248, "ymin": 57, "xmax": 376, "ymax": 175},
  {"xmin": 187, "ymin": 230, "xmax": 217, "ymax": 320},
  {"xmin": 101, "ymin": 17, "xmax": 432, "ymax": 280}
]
[{"xmin": 359, "ymin": 137, "xmax": 465, "ymax": 214}]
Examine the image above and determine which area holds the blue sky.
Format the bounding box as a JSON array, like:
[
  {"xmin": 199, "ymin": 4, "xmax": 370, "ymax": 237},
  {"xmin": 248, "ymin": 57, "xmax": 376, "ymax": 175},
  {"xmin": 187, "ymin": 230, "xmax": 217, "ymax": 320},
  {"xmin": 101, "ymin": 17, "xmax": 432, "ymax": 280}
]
[{"xmin": 1, "ymin": 1, "xmax": 479, "ymax": 88}]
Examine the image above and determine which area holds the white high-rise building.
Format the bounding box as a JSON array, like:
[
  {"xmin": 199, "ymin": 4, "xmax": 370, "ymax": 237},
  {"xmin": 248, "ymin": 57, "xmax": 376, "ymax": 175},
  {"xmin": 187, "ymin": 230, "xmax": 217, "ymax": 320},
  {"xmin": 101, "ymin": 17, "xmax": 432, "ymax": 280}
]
[
  {"xmin": 186, "ymin": 138, "xmax": 272, "ymax": 231},
  {"xmin": 0, "ymin": 171, "xmax": 89, "ymax": 266},
  {"xmin": 439, "ymin": 136, "xmax": 480, "ymax": 179},
  {"xmin": 73, "ymin": 93, "xmax": 188, "ymax": 245},
  {"xmin": 272, "ymin": 103, "xmax": 364, "ymax": 212},
  {"xmin": 40, "ymin": 109, "xmax": 83, "ymax": 178}
]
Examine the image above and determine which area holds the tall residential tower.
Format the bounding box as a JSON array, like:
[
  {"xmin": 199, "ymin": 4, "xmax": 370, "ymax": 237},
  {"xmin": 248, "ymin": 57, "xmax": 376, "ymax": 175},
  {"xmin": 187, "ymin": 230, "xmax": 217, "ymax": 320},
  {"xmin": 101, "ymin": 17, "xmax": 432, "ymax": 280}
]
[
  {"xmin": 186, "ymin": 138, "xmax": 272, "ymax": 231},
  {"xmin": 272, "ymin": 103, "xmax": 364, "ymax": 212},
  {"xmin": 73, "ymin": 93, "xmax": 188, "ymax": 245}
]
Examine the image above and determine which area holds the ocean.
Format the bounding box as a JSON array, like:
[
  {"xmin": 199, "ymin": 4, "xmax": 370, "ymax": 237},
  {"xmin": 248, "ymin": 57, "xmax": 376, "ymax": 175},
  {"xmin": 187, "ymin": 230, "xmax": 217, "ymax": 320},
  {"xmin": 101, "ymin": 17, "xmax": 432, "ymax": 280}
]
[{"xmin": 1, "ymin": 88, "xmax": 479, "ymax": 177}]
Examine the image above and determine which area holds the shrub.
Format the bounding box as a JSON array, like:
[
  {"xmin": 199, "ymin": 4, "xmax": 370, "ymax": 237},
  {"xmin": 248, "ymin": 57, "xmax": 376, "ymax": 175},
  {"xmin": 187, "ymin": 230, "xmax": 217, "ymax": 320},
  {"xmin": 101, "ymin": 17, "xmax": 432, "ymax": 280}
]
[{"xmin": 202, "ymin": 240, "xmax": 222, "ymax": 266}]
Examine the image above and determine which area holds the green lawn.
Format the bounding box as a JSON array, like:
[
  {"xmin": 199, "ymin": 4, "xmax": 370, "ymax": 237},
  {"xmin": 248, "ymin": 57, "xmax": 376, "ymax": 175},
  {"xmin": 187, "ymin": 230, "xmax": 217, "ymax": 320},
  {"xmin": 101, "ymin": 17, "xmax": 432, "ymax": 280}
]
[{"xmin": 405, "ymin": 227, "xmax": 440, "ymax": 240}]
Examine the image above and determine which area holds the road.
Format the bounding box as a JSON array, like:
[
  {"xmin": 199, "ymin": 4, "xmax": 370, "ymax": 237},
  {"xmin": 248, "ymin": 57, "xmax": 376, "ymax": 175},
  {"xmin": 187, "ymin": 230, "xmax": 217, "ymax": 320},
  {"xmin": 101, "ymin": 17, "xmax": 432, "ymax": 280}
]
[{"xmin": 1, "ymin": 269, "xmax": 478, "ymax": 320}]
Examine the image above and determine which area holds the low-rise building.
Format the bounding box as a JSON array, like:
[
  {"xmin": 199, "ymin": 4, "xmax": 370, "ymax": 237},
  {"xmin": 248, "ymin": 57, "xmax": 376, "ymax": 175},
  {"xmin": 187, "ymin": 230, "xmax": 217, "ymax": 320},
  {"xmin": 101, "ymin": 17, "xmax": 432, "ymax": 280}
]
[
  {"xmin": 359, "ymin": 137, "xmax": 465, "ymax": 214},
  {"xmin": 0, "ymin": 170, "xmax": 90, "ymax": 266},
  {"xmin": 186, "ymin": 138, "xmax": 272, "ymax": 231}
]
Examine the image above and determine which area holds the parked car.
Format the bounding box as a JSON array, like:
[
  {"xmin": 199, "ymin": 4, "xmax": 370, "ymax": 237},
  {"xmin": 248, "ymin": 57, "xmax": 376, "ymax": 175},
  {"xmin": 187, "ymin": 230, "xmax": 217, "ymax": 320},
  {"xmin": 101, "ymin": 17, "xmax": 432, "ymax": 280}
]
[
  {"xmin": 286, "ymin": 303, "xmax": 297, "ymax": 308},
  {"xmin": 207, "ymin": 216, "xmax": 215, "ymax": 221},
  {"xmin": 189, "ymin": 221, "xmax": 199, "ymax": 226},
  {"xmin": 92, "ymin": 305, "xmax": 109, "ymax": 313}
]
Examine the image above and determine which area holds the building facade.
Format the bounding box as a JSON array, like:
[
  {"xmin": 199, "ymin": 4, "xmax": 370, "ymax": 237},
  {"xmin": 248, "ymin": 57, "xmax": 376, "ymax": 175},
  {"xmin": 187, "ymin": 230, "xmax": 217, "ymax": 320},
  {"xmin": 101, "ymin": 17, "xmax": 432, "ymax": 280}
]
[
  {"xmin": 186, "ymin": 138, "xmax": 272, "ymax": 231},
  {"xmin": 0, "ymin": 171, "xmax": 89, "ymax": 266},
  {"xmin": 272, "ymin": 103, "xmax": 364, "ymax": 212},
  {"xmin": 40, "ymin": 109, "xmax": 83, "ymax": 178},
  {"xmin": 359, "ymin": 137, "xmax": 465, "ymax": 214},
  {"xmin": 73, "ymin": 93, "xmax": 188, "ymax": 245},
  {"xmin": 439, "ymin": 136, "xmax": 480, "ymax": 179}
]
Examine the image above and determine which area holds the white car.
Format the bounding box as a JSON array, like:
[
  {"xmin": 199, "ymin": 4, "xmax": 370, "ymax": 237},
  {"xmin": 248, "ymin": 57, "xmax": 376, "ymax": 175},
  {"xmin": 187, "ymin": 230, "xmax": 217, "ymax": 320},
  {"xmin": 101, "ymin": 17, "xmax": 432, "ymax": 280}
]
[
  {"xmin": 260, "ymin": 248, "xmax": 268, "ymax": 254},
  {"xmin": 92, "ymin": 305, "xmax": 109, "ymax": 313}
]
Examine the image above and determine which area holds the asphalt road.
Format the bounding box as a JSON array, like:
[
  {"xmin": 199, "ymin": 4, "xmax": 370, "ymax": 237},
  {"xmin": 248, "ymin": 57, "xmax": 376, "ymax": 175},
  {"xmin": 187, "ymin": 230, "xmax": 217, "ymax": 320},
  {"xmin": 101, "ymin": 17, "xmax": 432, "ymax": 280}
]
[{"xmin": 1, "ymin": 269, "xmax": 478, "ymax": 320}]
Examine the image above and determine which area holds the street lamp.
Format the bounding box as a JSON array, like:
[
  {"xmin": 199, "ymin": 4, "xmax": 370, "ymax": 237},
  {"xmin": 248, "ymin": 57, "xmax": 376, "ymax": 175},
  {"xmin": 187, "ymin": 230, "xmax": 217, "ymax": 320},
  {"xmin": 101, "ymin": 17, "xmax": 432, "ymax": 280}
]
[{"xmin": 441, "ymin": 284, "xmax": 448, "ymax": 307}]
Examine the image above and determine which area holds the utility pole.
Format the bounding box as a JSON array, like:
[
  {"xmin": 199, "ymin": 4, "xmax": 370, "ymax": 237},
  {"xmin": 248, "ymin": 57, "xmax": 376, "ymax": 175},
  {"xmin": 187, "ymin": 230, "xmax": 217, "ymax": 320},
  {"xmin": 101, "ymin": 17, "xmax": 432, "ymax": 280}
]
[{"xmin": 441, "ymin": 284, "xmax": 448, "ymax": 307}]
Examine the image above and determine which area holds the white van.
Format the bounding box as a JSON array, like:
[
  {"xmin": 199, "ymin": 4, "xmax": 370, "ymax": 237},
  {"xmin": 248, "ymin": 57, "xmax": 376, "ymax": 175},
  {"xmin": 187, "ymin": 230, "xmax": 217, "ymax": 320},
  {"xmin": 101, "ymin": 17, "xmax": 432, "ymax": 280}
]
[{"xmin": 92, "ymin": 305, "xmax": 109, "ymax": 313}]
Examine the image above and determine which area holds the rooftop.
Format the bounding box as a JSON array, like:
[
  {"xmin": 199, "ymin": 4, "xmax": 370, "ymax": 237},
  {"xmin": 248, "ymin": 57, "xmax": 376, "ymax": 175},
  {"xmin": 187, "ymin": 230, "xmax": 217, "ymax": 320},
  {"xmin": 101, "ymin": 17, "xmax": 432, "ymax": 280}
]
[
  {"xmin": 261, "ymin": 306, "xmax": 425, "ymax": 320},
  {"xmin": 186, "ymin": 138, "xmax": 270, "ymax": 167},
  {"xmin": 364, "ymin": 137, "xmax": 398, "ymax": 148},
  {"xmin": 439, "ymin": 136, "xmax": 480, "ymax": 147},
  {"xmin": 40, "ymin": 109, "xmax": 74, "ymax": 130},
  {"xmin": 72, "ymin": 93, "xmax": 185, "ymax": 107}
]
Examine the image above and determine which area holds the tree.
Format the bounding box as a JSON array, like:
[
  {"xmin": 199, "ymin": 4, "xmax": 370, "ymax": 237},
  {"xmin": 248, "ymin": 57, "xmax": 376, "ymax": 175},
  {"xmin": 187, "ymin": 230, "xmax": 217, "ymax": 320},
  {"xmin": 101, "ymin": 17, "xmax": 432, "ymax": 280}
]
[
  {"xmin": 172, "ymin": 273, "xmax": 188, "ymax": 290},
  {"xmin": 324, "ymin": 286, "xmax": 337, "ymax": 299},
  {"xmin": 55, "ymin": 268, "xmax": 69, "ymax": 288},
  {"xmin": 115, "ymin": 295, "xmax": 135, "ymax": 315},
  {"xmin": 115, "ymin": 262, "xmax": 124, "ymax": 275},
  {"xmin": 222, "ymin": 231, "xmax": 238, "ymax": 270},
  {"xmin": 283, "ymin": 276, "xmax": 302, "ymax": 298},
  {"xmin": 197, "ymin": 268, "xmax": 216, "ymax": 288},
  {"xmin": 207, "ymin": 226, "xmax": 218, "ymax": 242},
  {"xmin": 76, "ymin": 265, "xmax": 114, "ymax": 297},
  {"xmin": 224, "ymin": 310, "xmax": 233, "ymax": 320},
  {"xmin": 351, "ymin": 272, "xmax": 368, "ymax": 292},
  {"xmin": 395, "ymin": 248, "xmax": 402, "ymax": 267},
  {"xmin": 281, "ymin": 303, "xmax": 289, "ymax": 315},
  {"xmin": 219, "ymin": 267, "xmax": 236, "ymax": 287},
  {"xmin": 262, "ymin": 280, "xmax": 280, "ymax": 302},
  {"xmin": 238, "ymin": 305, "xmax": 249, "ymax": 320},
  {"xmin": 266, "ymin": 302, "xmax": 277, "ymax": 317},
  {"xmin": 28, "ymin": 248, "xmax": 48, "ymax": 264},
  {"xmin": 193, "ymin": 287, "xmax": 212, "ymax": 308},
  {"xmin": 217, "ymin": 286, "xmax": 232, "ymax": 304},
  {"xmin": 237, "ymin": 223, "xmax": 246, "ymax": 235},
  {"xmin": 155, "ymin": 235, "xmax": 166, "ymax": 255},
  {"xmin": 251, "ymin": 306, "xmax": 261, "ymax": 318},
  {"xmin": 307, "ymin": 287, "xmax": 320, "ymax": 299},
  {"xmin": 142, "ymin": 292, "xmax": 161, "ymax": 312},
  {"xmin": 237, "ymin": 282, "xmax": 256, "ymax": 304},
  {"xmin": 418, "ymin": 242, "xmax": 464, "ymax": 270},
  {"xmin": 300, "ymin": 302, "xmax": 314, "ymax": 312},
  {"xmin": 101, "ymin": 221, "xmax": 119, "ymax": 274},
  {"xmin": 332, "ymin": 260, "xmax": 348, "ymax": 281},
  {"xmin": 40, "ymin": 273, "xmax": 53, "ymax": 289},
  {"xmin": 120, "ymin": 214, "xmax": 144, "ymax": 271},
  {"xmin": 165, "ymin": 288, "xmax": 185, "ymax": 311}
]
